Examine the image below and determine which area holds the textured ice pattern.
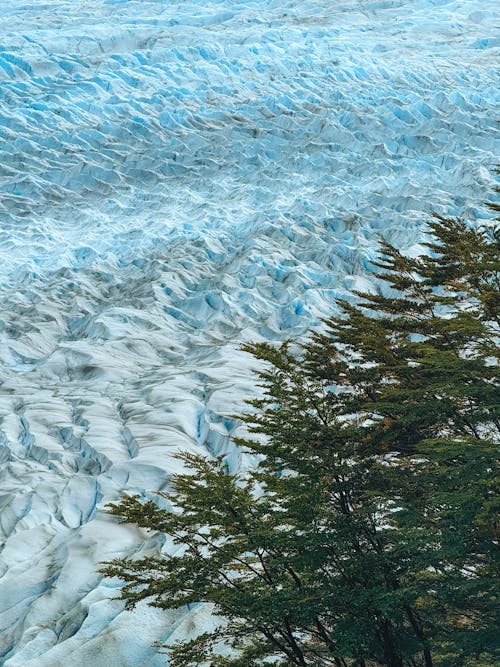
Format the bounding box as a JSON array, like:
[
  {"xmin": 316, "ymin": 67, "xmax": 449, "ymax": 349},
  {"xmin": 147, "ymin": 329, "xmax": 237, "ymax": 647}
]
[{"xmin": 0, "ymin": 1, "xmax": 498, "ymax": 665}]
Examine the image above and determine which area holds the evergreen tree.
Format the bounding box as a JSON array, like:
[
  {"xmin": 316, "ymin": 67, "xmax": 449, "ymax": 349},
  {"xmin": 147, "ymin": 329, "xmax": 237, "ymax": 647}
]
[{"xmin": 102, "ymin": 207, "xmax": 499, "ymax": 666}]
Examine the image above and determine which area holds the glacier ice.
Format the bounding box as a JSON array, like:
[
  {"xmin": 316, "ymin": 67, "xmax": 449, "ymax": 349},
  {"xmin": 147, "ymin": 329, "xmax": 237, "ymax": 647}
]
[{"xmin": 0, "ymin": 0, "xmax": 499, "ymax": 665}]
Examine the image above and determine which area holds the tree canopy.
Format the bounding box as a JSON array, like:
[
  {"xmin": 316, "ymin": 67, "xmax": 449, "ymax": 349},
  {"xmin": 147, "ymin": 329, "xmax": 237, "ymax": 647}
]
[{"xmin": 102, "ymin": 205, "xmax": 499, "ymax": 667}]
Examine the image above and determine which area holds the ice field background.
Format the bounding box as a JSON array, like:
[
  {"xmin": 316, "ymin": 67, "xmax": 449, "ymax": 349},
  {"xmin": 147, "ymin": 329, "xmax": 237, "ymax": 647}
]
[{"xmin": 0, "ymin": 1, "xmax": 499, "ymax": 665}]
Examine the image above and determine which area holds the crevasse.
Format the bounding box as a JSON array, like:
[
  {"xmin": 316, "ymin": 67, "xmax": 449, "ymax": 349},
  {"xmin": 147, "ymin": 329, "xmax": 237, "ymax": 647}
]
[{"xmin": 0, "ymin": 1, "xmax": 498, "ymax": 665}]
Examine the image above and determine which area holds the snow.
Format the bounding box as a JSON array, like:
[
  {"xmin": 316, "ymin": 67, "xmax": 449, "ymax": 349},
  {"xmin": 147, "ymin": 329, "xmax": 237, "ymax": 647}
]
[{"xmin": 0, "ymin": 0, "xmax": 498, "ymax": 664}]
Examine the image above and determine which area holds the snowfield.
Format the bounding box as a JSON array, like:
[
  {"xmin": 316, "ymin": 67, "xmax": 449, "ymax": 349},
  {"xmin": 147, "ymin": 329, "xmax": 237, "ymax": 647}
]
[{"xmin": 0, "ymin": 1, "xmax": 498, "ymax": 665}]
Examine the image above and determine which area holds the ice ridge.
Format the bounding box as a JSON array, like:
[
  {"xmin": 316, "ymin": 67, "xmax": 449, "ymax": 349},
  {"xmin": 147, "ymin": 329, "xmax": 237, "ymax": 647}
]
[{"xmin": 0, "ymin": 1, "xmax": 499, "ymax": 665}]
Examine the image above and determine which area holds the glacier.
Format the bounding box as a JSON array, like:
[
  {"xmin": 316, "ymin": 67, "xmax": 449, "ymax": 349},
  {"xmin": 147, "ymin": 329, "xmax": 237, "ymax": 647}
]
[{"xmin": 0, "ymin": 0, "xmax": 498, "ymax": 665}]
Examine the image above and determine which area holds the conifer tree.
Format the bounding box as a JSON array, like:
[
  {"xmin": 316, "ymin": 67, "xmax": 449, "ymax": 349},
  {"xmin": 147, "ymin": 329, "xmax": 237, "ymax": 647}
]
[{"xmin": 102, "ymin": 205, "xmax": 499, "ymax": 666}]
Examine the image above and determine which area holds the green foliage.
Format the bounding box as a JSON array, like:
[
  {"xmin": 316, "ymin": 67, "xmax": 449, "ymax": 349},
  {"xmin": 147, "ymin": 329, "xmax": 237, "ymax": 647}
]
[{"xmin": 102, "ymin": 206, "xmax": 499, "ymax": 666}]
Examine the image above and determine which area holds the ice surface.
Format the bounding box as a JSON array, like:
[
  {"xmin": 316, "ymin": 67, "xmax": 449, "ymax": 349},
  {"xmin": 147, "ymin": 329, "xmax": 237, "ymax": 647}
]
[{"xmin": 0, "ymin": 0, "xmax": 498, "ymax": 665}]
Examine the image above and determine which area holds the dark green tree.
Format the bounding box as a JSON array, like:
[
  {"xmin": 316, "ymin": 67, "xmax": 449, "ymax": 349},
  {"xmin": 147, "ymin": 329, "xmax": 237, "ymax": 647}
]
[{"xmin": 102, "ymin": 208, "xmax": 499, "ymax": 666}]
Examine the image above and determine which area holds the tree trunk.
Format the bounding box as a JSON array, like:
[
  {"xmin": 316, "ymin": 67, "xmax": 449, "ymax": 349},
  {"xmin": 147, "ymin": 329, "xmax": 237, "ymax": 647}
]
[
  {"xmin": 380, "ymin": 621, "xmax": 404, "ymax": 667},
  {"xmin": 404, "ymin": 606, "xmax": 434, "ymax": 667}
]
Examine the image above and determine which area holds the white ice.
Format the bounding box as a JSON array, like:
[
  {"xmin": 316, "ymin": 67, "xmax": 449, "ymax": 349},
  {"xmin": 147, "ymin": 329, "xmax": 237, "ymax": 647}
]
[{"xmin": 0, "ymin": 1, "xmax": 498, "ymax": 665}]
